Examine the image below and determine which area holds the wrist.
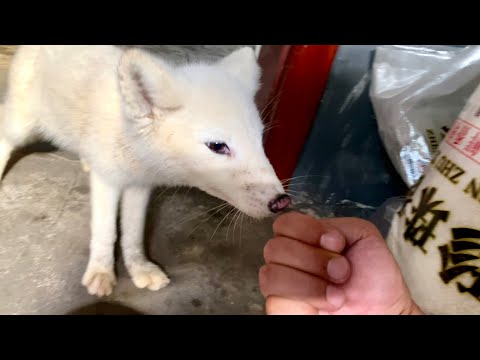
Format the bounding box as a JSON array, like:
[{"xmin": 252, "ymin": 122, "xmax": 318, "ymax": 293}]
[{"xmin": 400, "ymin": 299, "xmax": 424, "ymax": 315}]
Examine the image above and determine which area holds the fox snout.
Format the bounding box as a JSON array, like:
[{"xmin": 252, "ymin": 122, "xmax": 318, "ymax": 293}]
[{"xmin": 268, "ymin": 194, "xmax": 291, "ymax": 213}]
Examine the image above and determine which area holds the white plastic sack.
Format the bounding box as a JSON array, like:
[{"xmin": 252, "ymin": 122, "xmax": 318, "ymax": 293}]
[
  {"xmin": 386, "ymin": 79, "xmax": 480, "ymax": 314},
  {"xmin": 370, "ymin": 45, "xmax": 480, "ymax": 187}
]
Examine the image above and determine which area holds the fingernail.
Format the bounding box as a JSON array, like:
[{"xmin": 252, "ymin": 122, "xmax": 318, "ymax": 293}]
[
  {"xmin": 327, "ymin": 256, "xmax": 349, "ymax": 281},
  {"xmin": 259, "ymin": 265, "xmax": 268, "ymax": 286},
  {"xmin": 326, "ymin": 285, "xmax": 345, "ymax": 309},
  {"xmin": 320, "ymin": 233, "xmax": 342, "ymax": 252}
]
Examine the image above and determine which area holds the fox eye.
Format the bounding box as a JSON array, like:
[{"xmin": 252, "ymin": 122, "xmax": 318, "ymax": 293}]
[{"xmin": 206, "ymin": 142, "xmax": 230, "ymax": 155}]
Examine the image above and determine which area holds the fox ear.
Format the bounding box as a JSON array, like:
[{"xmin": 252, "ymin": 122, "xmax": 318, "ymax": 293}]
[
  {"xmin": 117, "ymin": 48, "xmax": 184, "ymax": 121},
  {"xmin": 219, "ymin": 47, "xmax": 261, "ymax": 93}
]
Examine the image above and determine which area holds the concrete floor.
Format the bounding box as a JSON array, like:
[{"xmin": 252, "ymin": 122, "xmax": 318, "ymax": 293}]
[{"xmin": 0, "ymin": 45, "xmax": 277, "ymax": 315}]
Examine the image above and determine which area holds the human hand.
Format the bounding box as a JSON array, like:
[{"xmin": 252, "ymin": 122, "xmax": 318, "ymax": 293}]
[{"xmin": 259, "ymin": 212, "xmax": 423, "ymax": 315}]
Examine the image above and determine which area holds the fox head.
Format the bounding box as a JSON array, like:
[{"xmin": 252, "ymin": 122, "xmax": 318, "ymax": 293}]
[{"xmin": 117, "ymin": 47, "xmax": 290, "ymax": 219}]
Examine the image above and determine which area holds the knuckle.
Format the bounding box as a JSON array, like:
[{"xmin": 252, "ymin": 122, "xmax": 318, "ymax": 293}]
[{"xmin": 263, "ymin": 239, "xmax": 276, "ymax": 262}]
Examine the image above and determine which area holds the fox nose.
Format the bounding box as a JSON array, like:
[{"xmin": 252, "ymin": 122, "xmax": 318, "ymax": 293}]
[{"xmin": 268, "ymin": 194, "xmax": 291, "ymax": 213}]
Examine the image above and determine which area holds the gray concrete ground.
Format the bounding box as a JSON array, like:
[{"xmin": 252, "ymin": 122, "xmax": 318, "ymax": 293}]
[{"xmin": 0, "ymin": 45, "xmax": 275, "ymax": 315}]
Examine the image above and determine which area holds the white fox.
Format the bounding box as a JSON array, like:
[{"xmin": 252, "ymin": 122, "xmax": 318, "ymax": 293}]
[{"xmin": 0, "ymin": 45, "xmax": 291, "ymax": 297}]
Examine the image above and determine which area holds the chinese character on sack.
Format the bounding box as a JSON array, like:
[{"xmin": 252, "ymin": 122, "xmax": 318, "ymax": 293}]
[
  {"xmin": 438, "ymin": 228, "xmax": 480, "ymax": 302},
  {"xmin": 403, "ymin": 187, "xmax": 450, "ymax": 253},
  {"xmin": 397, "ymin": 175, "xmax": 425, "ymax": 218},
  {"xmin": 440, "ymin": 126, "xmax": 450, "ymax": 140},
  {"xmin": 453, "ymin": 124, "xmax": 470, "ymax": 145},
  {"xmin": 465, "ymin": 131, "xmax": 480, "ymax": 157}
]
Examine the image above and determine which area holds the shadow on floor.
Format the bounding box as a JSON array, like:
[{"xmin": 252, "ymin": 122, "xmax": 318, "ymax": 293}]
[
  {"xmin": 68, "ymin": 302, "xmax": 144, "ymax": 315},
  {"xmin": 3, "ymin": 142, "xmax": 58, "ymax": 178}
]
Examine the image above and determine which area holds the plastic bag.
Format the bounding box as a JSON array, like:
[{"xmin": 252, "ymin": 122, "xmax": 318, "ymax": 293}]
[
  {"xmin": 384, "ymin": 78, "xmax": 480, "ymax": 314},
  {"xmin": 370, "ymin": 45, "xmax": 480, "ymax": 187}
]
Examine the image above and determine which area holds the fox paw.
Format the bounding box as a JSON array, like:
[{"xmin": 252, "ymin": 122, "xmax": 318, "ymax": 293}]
[
  {"xmin": 129, "ymin": 262, "xmax": 170, "ymax": 291},
  {"xmin": 82, "ymin": 267, "xmax": 116, "ymax": 297}
]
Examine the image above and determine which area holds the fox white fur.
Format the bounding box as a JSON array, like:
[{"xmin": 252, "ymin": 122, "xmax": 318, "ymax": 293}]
[{"xmin": 0, "ymin": 45, "xmax": 286, "ymax": 297}]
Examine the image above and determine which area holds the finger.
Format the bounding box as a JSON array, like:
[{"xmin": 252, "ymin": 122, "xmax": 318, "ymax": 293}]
[
  {"xmin": 264, "ymin": 236, "xmax": 350, "ymax": 284},
  {"xmin": 273, "ymin": 212, "xmax": 346, "ymax": 253},
  {"xmin": 265, "ymin": 296, "xmax": 318, "ymax": 315},
  {"xmin": 322, "ymin": 217, "xmax": 383, "ymax": 247},
  {"xmin": 259, "ymin": 264, "xmax": 345, "ymax": 311}
]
